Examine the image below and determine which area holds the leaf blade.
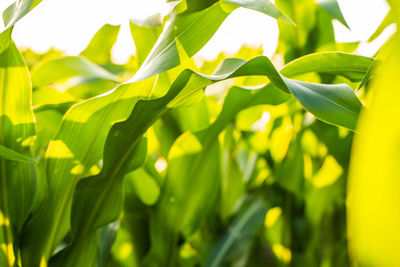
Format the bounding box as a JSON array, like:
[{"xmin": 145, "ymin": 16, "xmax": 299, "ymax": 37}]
[
  {"xmin": 224, "ymin": 0, "xmax": 294, "ymax": 24},
  {"xmin": 0, "ymin": 145, "xmax": 36, "ymax": 163},
  {"xmin": 317, "ymin": 0, "xmax": 349, "ymax": 29}
]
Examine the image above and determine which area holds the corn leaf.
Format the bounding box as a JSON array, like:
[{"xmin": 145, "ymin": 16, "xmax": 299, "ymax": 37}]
[
  {"xmin": 317, "ymin": 0, "xmax": 349, "ymax": 29},
  {"xmin": 80, "ymin": 24, "xmax": 121, "ymax": 65},
  {"xmin": 31, "ymin": 56, "xmax": 119, "ymax": 88},
  {"xmin": 2, "ymin": 0, "xmax": 43, "ymax": 31},
  {"xmin": 130, "ymin": 14, "xmax": 163, "ymax": 66},
  {"xmin": 0, "ymin": 145, "xmax": 35, "ymax": 163},
  {"xmin": 0, "ymin": 29, "xmax": 36, "ymax": 267},
  {"xmin": 284, "ymin": 78, "xmax": 361, "ymax": 130},
  {"xmin": 281, "ymin": 52, "xmax": 373, "ymax": 82},
  {"xmin": 275, "ymin": 0, "xmax": 317, "ymax": 62},
  {"xmin": 368, "ymin": 9, "xmax": 395, "ymax": 42},
  {"xmin": 205, "ymin": 197, "xmax": 267, "ymax": 267},
  {"xmin": 224, "ymin": 0, "xmax": 294, "ymax": 24},
  {"xmin": 358, "ymin": 59, "xmax": 377, "ymax": 90}
]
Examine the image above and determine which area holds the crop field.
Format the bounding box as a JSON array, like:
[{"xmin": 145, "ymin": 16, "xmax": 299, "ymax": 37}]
[{"xmin": 0, "ymin": 0, "xmax": 399, "ymax": 266}]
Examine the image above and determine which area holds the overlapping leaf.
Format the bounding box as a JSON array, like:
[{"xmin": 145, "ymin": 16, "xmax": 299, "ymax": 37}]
[{"xmin": 132, "ymin": 0, "xmax": 293, "ymax": 81}]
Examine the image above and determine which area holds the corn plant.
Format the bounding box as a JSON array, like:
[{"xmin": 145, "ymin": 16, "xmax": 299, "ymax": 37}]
[{"xmin": 0, "ymin": 0, "xmax": 396, "ymax": 266}]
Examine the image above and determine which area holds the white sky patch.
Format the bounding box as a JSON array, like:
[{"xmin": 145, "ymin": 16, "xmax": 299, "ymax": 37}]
[
  {"xmin": 0, "ymin": 0, "xmax": 391, "ymax": 62},
  {"xmin": 251, "ymin": 111, "xmax": 271, "ymax": 132},
  {"xmin": 0, "ymin": 0, "xmax": 170, "ymax": 59},
  {"xmin": 335, "ymin": 0, "xmax": 393, "ymax": 56},
  {"xmin": 197, "ymin": 7, "xmax": 280, "ymax": 60},
  {"xmin": 154, "ymin": 157, "xmax": 167, "ymax": 173}
]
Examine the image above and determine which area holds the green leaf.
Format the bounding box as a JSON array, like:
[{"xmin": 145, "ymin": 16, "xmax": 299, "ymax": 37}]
[
  {"xmin": 305, "ymin": 155, "xmax": 344, "ymax": 225},
  {"xmin": 205, "ymin": 198, "xmax": 267, "ymax": 267},
  {"xmin": 220, "ymin": 125, "xmax": 245, "ymax": 221},
  {"xmin": 130, "ymin": 14, "xmax": 163, "ymax": 66},
  {"xmin": 65, "ymin": 78, "xmax": 120, "ymax": 100},
  {"xmin": 31, "ymin": 56, "xmax": 119, "ymax": 88},
  {"xmin": 275, "ymin": 0, "xmax": 317, "ymax": 62},
  {"xmin": 224, "ymin": 0, "xmax": 294, "ymax": 25},
  {"xmin": 281, "ymin": 52, "xmax": 373, "ymax": 82},
  {"xmin": 80, "ymin": 24, "xmax": 121, "ymax": 65},
  {"xmin": 216, "ymin": 56, "xmax": 363, "ymax": 130},
  {"xmin": 0, "ymin": 29, "xmax": 36, "ymax": 267},
  {"xmin": 111, "ymin": 194, "xmax": 150, "ymax": 266},
  {"xmin": 0, "ymin": 145, "xmax": 36, "ymax": 163},
  {"xmin": 124, "ymin": 167, "xmax": 161, "ymax": 206},
  {"xmin": 358, "ymin": 59, "xmax": 377, "ymax": 90},
  {"xmin": 33, "ymin": 109, "xmax": 64, "ymax": 154},
  {"xmin": 368, "ymin": 9, "xmax": 395, "ymax": 42},
  {"xmin": 179, "ymin": 0, "xmax": 219, "ymax": 12},
  {"xmin": 49, "ymin": 138, "xmax": 147, "ymax": 267},
  {"xmin": 284, "ymin": 78, "xmax": 362, "ymax": 130},
  {"xmin": 32, "ymin": 87, "xmax": 76, "ymax": 109},
  {"xmin": 98, "ymin": 221, "xmax": 119, "ymax": 267},
  {"xmin": 317, "ymin": 0, "xmax": 349, "ymax": 29},
  {"xmin": 275, "ymin": 140, "xmax": 304, "ymax": 196},
  {"xmin": 2, "ymin": 0, "xmax": 43, "ymax": 30},
  {"xmin": 170, "ymin": 97, "xmax": 210, "ymax": 132}
]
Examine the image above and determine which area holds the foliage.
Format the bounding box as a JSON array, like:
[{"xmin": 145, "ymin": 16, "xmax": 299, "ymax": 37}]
[{"xmin": 0, "ymin": 0, "xmax": 396, "ymax": 266}]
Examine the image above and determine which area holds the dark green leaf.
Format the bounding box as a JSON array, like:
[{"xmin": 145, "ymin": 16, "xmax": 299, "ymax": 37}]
[
  {"xmin": 0, "ymin": 145, "xmax": 36, "ymax": 163},
  {"xmin": 317, "ymin": 0, "xmax": 349, "ymax": 29}
]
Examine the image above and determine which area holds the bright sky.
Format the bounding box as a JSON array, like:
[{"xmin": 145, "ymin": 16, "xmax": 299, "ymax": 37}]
[{"xmin": 0, "ymin": 0, "xmax": 395, "ymax": 63}]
